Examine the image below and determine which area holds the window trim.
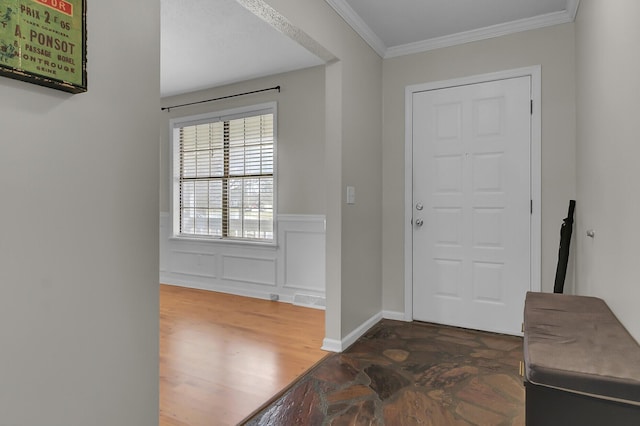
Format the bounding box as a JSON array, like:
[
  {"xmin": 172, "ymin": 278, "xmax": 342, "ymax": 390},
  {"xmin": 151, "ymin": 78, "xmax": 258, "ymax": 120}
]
[{"xmin": 169, "ymin": 102, "xmax": 278, "ymax": 245}]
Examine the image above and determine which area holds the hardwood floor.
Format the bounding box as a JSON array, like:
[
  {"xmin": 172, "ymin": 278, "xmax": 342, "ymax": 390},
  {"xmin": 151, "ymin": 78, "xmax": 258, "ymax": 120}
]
[{"xmin": 159, "ymin": 284, "xmax": 327, "ymax": 426}]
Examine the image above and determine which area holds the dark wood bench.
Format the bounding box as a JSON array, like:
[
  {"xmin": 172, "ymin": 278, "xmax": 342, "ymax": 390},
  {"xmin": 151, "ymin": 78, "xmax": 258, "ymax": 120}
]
[{"xmin": 523, "ymin": 292, "xmax": 640, "ymax": 425}]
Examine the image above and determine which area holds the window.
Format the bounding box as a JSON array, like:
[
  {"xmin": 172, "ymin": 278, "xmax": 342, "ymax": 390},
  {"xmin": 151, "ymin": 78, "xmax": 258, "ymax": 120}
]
[{"xmin": 172, "ymin": 103, "xmax": 276, "ymax": 242}]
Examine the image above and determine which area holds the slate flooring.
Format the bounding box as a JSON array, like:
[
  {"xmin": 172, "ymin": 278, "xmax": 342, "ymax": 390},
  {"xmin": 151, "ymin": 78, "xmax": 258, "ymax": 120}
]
[{"xmin": 243, "ymin": 320, "xmax": 525, "ymax": 425}]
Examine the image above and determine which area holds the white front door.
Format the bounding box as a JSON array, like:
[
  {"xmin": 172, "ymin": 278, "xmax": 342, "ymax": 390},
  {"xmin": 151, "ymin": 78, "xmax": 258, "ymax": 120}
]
[{"xmin": 411, "ymin": 76, "xmax": 531, "ymax": 335}]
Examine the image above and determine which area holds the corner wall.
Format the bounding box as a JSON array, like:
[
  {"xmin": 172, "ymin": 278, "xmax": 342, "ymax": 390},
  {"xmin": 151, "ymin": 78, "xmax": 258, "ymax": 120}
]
[
  {"xmin": 575, "ymin": 0, "xmax": 640, "ymax": 341},
  {"xmin": 264, "ymin": 0, "xmax": 383, "ymax": 345},
  {"xmin": 382, "ymin": 24, "xmax": 577, "ymax": 315},
  {"xmin": 0, "ymin": 1, "xmax": 159, "ymax": 424}
]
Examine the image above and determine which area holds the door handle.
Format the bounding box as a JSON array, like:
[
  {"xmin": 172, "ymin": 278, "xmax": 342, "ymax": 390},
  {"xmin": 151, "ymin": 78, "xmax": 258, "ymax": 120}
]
[{"xmin": 415, "ymin": 218, "xmax": 424, "ymax": 227}]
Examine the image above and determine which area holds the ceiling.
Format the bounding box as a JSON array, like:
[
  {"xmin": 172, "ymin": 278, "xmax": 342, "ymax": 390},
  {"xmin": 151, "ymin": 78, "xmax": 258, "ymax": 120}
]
[
  {"xmin": 160, "ymin": 0, "xmax": 324, "ymax": 97},
  {"xmin": 160, "ymin": 0, "xmax": 579, "ymax": 97}
]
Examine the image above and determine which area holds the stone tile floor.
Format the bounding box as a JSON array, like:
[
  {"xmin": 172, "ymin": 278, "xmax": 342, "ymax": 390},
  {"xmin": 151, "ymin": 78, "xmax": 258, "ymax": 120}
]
[{"xmin": 243, "ymin": 320, "xmax": 524, "ymax": 425}]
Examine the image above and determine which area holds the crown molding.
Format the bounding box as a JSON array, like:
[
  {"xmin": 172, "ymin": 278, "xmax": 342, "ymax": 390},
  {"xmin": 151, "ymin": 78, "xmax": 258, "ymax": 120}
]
[
  {"xmin": 326, "ymin": 0, "xmax": 580, "ymax": 60},
  {"xmin": 385, "ymin": 7, "xmax": 578, "ymax": 59},
  {"xmin": 324, "ymin": 0, "xmax": 387, "ymax": 58}
]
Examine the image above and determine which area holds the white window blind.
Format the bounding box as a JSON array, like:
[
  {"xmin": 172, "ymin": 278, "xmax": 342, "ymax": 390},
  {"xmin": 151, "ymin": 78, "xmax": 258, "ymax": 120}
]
[{"xmin": 176, "ymin": 109, "xmax": 275, "ymax": 241}]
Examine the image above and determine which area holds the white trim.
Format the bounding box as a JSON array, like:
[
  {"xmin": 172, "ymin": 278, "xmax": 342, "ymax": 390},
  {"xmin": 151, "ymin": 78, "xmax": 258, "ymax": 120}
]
[
  {"xmin": 161, "ymin": 280, "xmax": 294, "ymax": 303},
  {"xmin": 323, "ymin": 0, "xmax": 386, "ymax": 58},
  {"xmin": 530, "ymin": 68, "xmax": 543, "ymax": 298},
  {"xmin": 324, "ymin": 0, "xmax": 579, "ymax": 60},
  {"xmin": 382, "ymin": 310, "xmax": 408, "ymax": 322},
  {"xmin": 283, "ymin": 282, "xmax": 325, "ymax": 292},
  {"xmin": 169, "ymin": 101, "xmax": 278, "ymax": 245},
  {"xmin": 277, "ymin": 214, "xmax": 326, "ymax": 224},
  {"xmin": 292, "ymin": 293, "xmax": 326, "ymax": 310},
  {"xmin": 321, "ymin": 311, "xmax": 382, "ymax": 352},
  {"xmin": 404, "ymin": 87, "xmax": 414, "ymax": 322},
  {"xmin": 168, "ymin": 235, "xmax": 278, "ymax": 248},
  {"xmin": 321, "ymin": 338, "xmax": 342, "ymax": 353},
  {"xmin": 404, "ymin": 66, "xmax": 542, "ymax": 321},
  {"xmin": 385, "ymin": 10, "xmax": 577, "ymax": 59}
]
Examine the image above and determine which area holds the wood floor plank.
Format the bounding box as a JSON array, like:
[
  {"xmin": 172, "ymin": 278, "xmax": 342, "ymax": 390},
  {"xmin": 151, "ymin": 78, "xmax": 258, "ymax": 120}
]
[{"xmin": 159, "ymin": 284, "xmax": 326, "ymax": 426}]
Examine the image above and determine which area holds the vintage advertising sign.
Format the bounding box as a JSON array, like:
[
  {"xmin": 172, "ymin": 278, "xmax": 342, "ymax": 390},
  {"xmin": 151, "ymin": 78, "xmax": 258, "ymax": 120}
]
[{"xmin": 0, "ymin": 0, "xmax": 86, "ymax": 93}]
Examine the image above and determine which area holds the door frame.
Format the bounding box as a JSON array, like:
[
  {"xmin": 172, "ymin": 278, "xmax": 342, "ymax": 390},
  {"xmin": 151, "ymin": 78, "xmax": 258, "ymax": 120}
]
[{"xmin": 404, "ymin": 66, "xmax": 542, "ymax": 322}]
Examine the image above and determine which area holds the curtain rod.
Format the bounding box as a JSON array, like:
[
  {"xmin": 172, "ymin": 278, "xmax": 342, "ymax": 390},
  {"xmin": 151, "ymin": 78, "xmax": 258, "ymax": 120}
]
[{"xmin": 161, "ymin": 86, "xmax": 281, "ymax": 112}]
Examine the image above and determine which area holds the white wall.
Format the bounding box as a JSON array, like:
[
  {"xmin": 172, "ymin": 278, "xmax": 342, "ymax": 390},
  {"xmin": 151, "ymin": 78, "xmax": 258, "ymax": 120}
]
[
  {"xmin": 0, "ymin": 1, "xmax": 159, "ymax": 425},
  {"xmin": 382, "ymin": 24, "xmax": 577, "ymax": 315},
  {"xmin": 575, "ymin": 0, "xmax": 640, "ymax": 341}
]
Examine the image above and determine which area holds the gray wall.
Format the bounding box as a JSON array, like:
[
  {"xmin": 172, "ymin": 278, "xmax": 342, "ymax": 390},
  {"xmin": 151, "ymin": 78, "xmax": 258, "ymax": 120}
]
[
  {"xmin": 265, "ymin": 0, "xmax": 383, "ymax": 342},
  {"xmin": 382, "ymin": 24, "xmax": 577, "ymax": 314},
  {"xmin": 160, "ymin": 66, "xmax": 326, "ymax": 216},
  {"xmin": 575, "ymin": 0, "xmax": 640, "ymax": 341},
  {"xmin": 0, "ymin": 1, "xmax": 160, "ymax": 424}
]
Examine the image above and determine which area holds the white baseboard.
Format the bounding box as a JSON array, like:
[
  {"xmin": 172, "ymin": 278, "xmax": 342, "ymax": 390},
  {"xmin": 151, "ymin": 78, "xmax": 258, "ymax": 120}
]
[
  {"xmin": 383, "ymin": 310, "xmax": 409, "ymax": 321},
  {"xmin": 321, "ymin": 311, "xmax": 383, "ymax": 353},
  {"xmin": 321, "ymin": 338, "xmax": 342, "ymax": 353},
  {"xmin": 160, "ymin": 278, "xmax": 293, "ymax": 302}
]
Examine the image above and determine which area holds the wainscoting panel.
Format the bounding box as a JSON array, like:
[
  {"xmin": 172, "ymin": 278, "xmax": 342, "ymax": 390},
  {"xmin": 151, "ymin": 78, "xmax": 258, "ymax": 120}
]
[
  {"xmin": 281, "ymin": 217, "xmax": 326, "ymax": 293},
  {"xmin": 171, "ymin": 251, "xmax": 218, "ymax": 279},
  {"xmin": 221, "ymin": 255, "xmax": 276, "ymax": 286},
  {"xmin": 160, "ymin": 213, "xmax": 326, "ymax": 306}
]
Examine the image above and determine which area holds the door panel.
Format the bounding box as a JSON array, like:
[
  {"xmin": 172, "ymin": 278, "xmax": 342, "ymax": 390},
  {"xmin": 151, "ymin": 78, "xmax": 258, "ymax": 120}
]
[{"xmin": 412, "ymin": 76, "xmax": 531, "ymax": 335}]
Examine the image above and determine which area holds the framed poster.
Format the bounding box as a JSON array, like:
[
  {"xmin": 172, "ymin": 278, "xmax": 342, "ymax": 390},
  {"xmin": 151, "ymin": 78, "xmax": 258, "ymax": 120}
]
[{"xmin": 0, "ymin": 0, "xmax": 86, "ymax": 93}]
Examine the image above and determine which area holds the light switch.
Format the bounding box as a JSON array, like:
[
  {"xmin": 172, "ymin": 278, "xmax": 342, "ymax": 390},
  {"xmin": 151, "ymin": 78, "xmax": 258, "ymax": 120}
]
[{"xmin": 346, "ymin": 186, "xmax": 355, "ymax": 204}]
